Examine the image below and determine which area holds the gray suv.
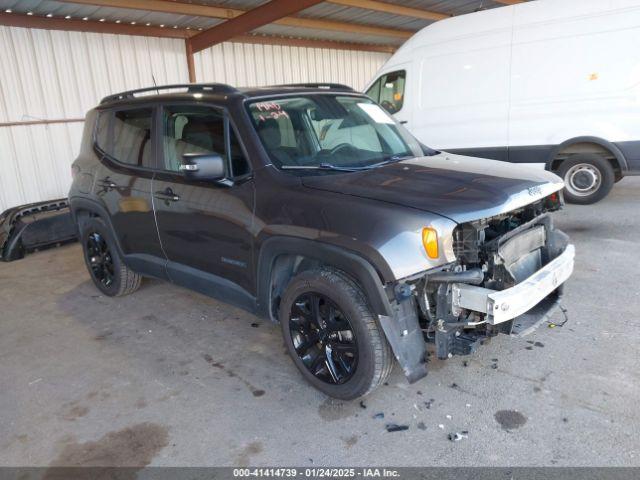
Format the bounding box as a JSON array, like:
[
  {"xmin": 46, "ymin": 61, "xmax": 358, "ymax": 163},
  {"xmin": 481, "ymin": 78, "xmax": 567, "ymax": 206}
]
[{"xmin": 69, "ymin": 83, "xmax": 574, "ymax": 399}]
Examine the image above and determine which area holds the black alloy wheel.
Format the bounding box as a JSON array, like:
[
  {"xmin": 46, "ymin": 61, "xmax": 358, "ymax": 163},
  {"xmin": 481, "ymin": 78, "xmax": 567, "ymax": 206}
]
[
  {"xmin": 289, "ymin": 292, "xmax": 358, "ymax": 384},
  {"xmin": 86, "ymin": 232, "xmax": 115, "ymax": 288}
]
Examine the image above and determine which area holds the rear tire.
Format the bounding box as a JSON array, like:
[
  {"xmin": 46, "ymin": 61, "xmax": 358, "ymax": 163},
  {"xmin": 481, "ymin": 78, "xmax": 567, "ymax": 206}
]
[
  {"xmin": 557, "ymin": 154, "xmax": 614, "ymax": 204},
  {"xmin": 279, "ymin": 268, "xmax": 393, "ymax": 400},
  {"xmin": 79, "ymin": 216, "xmax": 142, "ymax": 297}
]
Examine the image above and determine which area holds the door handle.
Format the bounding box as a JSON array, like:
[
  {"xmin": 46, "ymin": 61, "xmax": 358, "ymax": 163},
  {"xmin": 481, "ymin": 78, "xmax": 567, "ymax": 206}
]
[
  {"xmin": 154, "ymin": 188, "xmax": 180, "ymax": 202},
  {"xmin": 399, "ymin": 120, "xmax": 408, "ymax": 125}
]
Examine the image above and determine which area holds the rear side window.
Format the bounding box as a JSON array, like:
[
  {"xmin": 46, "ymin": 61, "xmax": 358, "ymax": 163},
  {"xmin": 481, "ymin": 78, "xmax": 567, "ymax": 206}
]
[
  {"xmin": 95, "ymin": 108, "xmax": 153, "ymax": 168},
  {"xmin": 366, "ymin": 70, "xmax": 406, "ymax": 114}
]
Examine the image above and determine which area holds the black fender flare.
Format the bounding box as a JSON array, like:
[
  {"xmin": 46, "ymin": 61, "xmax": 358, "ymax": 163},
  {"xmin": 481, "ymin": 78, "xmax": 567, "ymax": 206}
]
[
  {"xmin": 68, "ymin": 196, "xmax": 126, "ymax": 258},
  {"xmin": 256, "ymin": 236, "xmax": 394, "ymax": 320},
  {"xmin": 545, "ymin": 136, "xmax": 628, "ymax": 172}
]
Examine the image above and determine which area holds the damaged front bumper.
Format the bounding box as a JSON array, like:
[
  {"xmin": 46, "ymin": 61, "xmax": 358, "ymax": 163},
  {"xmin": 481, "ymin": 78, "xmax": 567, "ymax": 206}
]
[
  {"xmin": 377, "ymin": 205, "xmax": 574, "ymax": 385},
  {"xmin": 0, "ymin": 198, "xmax": 77, "ymax": 261},
  {"xmin": 452, "ymin": 244, "xmax": 574, "ymax": 325}
]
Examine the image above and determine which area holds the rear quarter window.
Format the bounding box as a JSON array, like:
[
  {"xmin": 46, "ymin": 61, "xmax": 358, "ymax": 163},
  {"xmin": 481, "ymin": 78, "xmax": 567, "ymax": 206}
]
[{"xmin": 95, "ymin": 108, "xmax": 153, "ymax": 168}]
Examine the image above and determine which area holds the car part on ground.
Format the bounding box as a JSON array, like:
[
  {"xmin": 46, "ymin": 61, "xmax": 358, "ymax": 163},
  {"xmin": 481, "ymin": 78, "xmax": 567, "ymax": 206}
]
[{"xmin": 0, "ymin": 199, "xmax": 77, "ymax": 262}]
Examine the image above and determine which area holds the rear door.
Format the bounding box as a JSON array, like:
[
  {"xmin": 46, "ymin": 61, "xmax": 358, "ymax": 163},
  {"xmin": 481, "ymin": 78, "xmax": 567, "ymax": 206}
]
[
  {"xmin": 93, "ymin": 106, "xmax": 166, "ymax": 278},
  {"xmin": 152, "ymin": 103, "xmax": 256, "ymax": 309}
]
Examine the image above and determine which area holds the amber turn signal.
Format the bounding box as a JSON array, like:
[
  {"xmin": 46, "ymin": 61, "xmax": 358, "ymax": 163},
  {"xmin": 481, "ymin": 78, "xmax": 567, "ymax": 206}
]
[{"xmin": 422, "ymin": 227, "xmax": 439, "ymax": 259}]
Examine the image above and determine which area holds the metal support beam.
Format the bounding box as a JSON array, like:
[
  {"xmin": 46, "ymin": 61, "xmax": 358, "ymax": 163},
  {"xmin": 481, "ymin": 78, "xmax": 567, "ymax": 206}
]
[
  {"xmin": 189, "ymin": 0, "xmax": 324, "ymax": 53},
  {"xmin": 185, "ymin": 40, "xmax": 196, "ymax": 83},
  {"xmin": 327, "ymin": 0, "xmax": 449, "ymax": 21},
  {"xmin": 233, "ymin": 34, "xmax": 396, "ymax": 53},
  {"xmin": 0, "ymin": 13, "xmax": 396, "ymax": 54},
  {"xmin": 57, "ymin": 0, "xmax": 413, "ymax": 40},
  {"xmin": 0, "ymin": 11, "xmax": 190, "ymax": 38}
]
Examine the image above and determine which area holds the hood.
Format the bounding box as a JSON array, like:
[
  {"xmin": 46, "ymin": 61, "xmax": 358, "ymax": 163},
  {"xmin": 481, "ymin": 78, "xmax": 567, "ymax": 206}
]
[{"xmin": 301, "ymin": 153, "xmax": 564, "ymax": 224}]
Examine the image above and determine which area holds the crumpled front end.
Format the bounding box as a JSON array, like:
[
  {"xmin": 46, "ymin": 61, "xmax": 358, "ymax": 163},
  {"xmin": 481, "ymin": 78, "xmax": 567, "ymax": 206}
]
[
  {"xmin": 417, "ymin": 192, "xmax": 573, "ymax": 360},
  {"xmin": 383, "ymin": 192, "xmax": 574, "ymax": 382}
]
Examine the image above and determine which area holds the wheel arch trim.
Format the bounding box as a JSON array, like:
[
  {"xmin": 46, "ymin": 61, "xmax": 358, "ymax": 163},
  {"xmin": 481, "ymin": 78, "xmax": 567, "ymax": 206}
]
[
  {"xmin": 256, "ymin": 236, "xmax": 394, "ymax": 320},
  {"xmin": 546, "ymin": 136, "xmax": 628, "ymax": 172},
  {"xmin": 68, "ymin": 196, "xmax": 125, "ymax": 258}
]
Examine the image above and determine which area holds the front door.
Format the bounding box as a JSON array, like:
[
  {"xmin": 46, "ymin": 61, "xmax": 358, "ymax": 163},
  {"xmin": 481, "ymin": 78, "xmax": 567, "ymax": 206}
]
[{"xmin": 152, "ymin": 104, "xmax": 255, "ymax": 309}]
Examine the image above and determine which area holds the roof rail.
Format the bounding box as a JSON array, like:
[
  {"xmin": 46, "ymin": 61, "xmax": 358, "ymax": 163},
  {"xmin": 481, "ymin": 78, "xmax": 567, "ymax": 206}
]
[
  {"xmin": 99, "ymin": 83, "xmax": 237, "ymax": 105},
  {"xmin": 274, "ymin": 83, "xmax": 355, "ymax": 92}
]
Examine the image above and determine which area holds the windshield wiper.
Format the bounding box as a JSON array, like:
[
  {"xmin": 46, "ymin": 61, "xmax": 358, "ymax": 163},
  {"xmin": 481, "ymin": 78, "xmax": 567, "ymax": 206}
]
[
  {"xmin": 364, "ymin": 154, "xmax": 414, "ymax": 169},
  {"xmin": 281, "ymin": 163, "xmax": 365, "ymax": 172},
  {"xmin": 280, "ymin": 155, "xmax": 413, "ymax": 172}
]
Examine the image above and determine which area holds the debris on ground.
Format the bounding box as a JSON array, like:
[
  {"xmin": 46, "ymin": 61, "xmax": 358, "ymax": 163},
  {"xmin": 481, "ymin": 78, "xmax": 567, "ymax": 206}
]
[
  {"xmin": 448, "ymin": 431, "xmax": 469, "ymax": 442},
  {"xmin": 417, "ymin": 422, "xmax": 426, "ymax": 430},
  {"xmin": 463, "ymin": 360, "xmax": 469, "ymax": 367},
  {"xmin": 250, "ymin": 322, "xmax": 260, "ymax": 328},
  {"xmin": 491, "ymin": 363, "xmax": 498, "ymax": 369},
  {"xmin": 386, "ymin": 424, "xmax": 409, "ymax": 432},
  {"xmin": 373, "ymin": 412, "xmax": 384, "ymax": 420},
  {"xmin": 424, "ymin": 399, "xmax": 434, "ymax": 409},
  {"xmin": 359, "ymin": 401, "xmax": 367, "ymax": 409},
  {"xmin": 417, "ymin": 390, "xmax": 423, "ymax": 395},
  {"xmin": 446, "ymin": 414, "xmax": 452, "ymax": 420},
  {"xmin": 438, "ymin": 424, "xmax": 445, "ymax": 430},
  {"xmin": 450, "ymin": 383, "xmax": 458, "ymax": 389},
  {"xmin": 466, "ymin": 403, "xmax": 471, "ymax": 408}
]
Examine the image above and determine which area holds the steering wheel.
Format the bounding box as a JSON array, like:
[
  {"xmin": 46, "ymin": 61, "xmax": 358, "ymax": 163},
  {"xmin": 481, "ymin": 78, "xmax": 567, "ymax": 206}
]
[
  {"xmin": 380, "ymin": 100, "xmax": 397, "ymax": 114},
  {"xmin": 329, "ymin": 143, "xmax": 354, "ymax": 155}
]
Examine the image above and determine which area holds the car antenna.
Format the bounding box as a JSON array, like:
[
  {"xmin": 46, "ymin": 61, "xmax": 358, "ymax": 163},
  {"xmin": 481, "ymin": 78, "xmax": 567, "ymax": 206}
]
[{"xmin": 152, "ymin": 74, "xmax": 159, "ymax": 94}]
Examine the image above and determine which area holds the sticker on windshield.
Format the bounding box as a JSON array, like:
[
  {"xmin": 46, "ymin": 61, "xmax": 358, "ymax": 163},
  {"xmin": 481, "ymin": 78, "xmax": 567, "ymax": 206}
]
[
  {"xmin": 254, "ymin": 102, "xmax": 290, "ymax": 122},
  {"xmin": 357, "ymin": 103, "xmax": 394, "ymax": 124}
]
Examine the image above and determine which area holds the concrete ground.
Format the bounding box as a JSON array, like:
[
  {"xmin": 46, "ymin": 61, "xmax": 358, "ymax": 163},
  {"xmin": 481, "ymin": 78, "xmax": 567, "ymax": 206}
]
[{"xmin": 1, "ymin": 179, "xmax": 639, "ymax": 468}]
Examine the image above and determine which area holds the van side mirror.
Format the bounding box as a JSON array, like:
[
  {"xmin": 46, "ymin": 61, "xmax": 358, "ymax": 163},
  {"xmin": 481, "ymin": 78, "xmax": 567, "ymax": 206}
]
[{"xmin": 180, "ymin": 153, "xmax": 226, "ymax": 181}]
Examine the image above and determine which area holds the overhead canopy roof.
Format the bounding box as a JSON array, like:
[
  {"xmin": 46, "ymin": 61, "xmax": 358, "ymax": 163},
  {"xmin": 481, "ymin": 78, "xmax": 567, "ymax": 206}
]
[{"xmin": 0, "ymin": 0, "xmax": 525, "ymax": 52}]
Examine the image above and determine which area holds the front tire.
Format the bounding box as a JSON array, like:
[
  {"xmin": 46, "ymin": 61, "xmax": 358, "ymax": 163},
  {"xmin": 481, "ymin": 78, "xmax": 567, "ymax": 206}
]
[
  {"xmin": 279, "ymin": 268, "xmax": 393, "ymax": 400},
  {"xmin": 557, "ymin": 154, "xmax": 614, "ymax": 204},
  {"xmin": 79, "ymin": 216, "xmax": 142, "ymax": 297}
]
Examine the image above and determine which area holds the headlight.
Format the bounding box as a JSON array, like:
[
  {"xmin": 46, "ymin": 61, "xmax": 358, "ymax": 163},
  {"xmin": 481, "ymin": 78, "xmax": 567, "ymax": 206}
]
[{"xmin": 421, "ymin": 227, "xmax": 439, "ymax": 259}]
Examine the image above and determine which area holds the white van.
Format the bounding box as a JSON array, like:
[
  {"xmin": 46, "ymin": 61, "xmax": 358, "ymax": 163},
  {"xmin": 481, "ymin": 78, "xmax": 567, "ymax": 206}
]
[{"xmin": 364, "ymin": 0, "xmax": 640, "ymax": 204}]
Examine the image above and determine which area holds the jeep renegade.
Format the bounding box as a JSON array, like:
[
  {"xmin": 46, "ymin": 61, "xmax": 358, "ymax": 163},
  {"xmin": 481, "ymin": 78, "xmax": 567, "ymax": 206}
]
[{"xmin": 69, "ymin": 83, "xmax": 574, "ymax": 399}]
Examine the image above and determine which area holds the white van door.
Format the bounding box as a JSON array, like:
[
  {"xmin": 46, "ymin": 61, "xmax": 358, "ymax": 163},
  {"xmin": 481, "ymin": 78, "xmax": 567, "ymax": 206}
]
[{"xmin": 365, "ymin": 68, "xmax": 411, "ymax": 125}]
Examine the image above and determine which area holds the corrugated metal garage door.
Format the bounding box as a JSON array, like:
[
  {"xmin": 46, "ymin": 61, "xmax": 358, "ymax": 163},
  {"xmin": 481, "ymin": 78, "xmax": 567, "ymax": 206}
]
[{"xmin": 0, "ymin": 25, "xmax": 390, "ymax": 212}]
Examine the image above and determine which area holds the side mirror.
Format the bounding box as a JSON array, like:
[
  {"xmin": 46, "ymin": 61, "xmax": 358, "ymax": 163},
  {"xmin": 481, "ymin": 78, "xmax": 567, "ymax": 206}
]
[{"xmin": 180, "ymin": 153, "xmax": 226, "ymax": 181}]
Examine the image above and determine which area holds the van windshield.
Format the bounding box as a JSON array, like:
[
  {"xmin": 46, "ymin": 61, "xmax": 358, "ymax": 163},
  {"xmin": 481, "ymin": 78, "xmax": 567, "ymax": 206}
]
[{"xmin": 247, "ymin": 95, "xmax": 424, "ymax": 171}]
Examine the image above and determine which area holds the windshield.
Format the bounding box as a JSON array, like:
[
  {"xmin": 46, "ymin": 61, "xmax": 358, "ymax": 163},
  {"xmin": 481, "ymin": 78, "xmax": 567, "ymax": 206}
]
[{"xmin": 247, "ymin": 95, "xmax": 424, "ymax": 170}]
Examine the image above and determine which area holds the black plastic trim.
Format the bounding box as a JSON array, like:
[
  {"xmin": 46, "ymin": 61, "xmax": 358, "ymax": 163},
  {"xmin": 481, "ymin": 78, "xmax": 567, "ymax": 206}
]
[{"xmin": 256, "ymin": 237, "xmax": 394, "ymax": 320}]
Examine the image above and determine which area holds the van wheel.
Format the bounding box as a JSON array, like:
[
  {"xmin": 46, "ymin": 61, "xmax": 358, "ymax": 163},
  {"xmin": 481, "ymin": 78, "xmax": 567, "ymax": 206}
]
[
  {"xmin": 80, "ymin": 217, "xmax": 142, "ymax": 297},
  {"xmin": 279, "ymin": 268, "xmax": 393, "ymax": 400},
  {"xmin": 557, "ymin": 154, "xmax": 614, "ymax": 204}
]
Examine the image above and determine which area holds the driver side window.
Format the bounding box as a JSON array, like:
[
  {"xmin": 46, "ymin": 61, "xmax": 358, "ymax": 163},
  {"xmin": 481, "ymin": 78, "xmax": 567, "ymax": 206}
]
[
  {"xmin": 161, "ymin": 105, "xmax": 250, "ymax": 177},
  {"xmin": 162, "ymin": 106, "xmax": 225, "ymax": 173},
  {"xmin": 366, "ymin": 70, "xmax": 406, "ymax": 114}
]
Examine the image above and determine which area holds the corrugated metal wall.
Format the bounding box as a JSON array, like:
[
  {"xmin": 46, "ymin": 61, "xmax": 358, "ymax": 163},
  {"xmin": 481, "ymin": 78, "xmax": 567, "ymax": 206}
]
[
  {"xmin": 0, "ymin": 26, "xmax": 189, "ymax": 212},
  {"xmin": 194, "ymin": 42, "xmax": 389, "ymax": 90},
  {"xmin": 0, "ymin": 26, "xmax": 391, "ymax": 212}
]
